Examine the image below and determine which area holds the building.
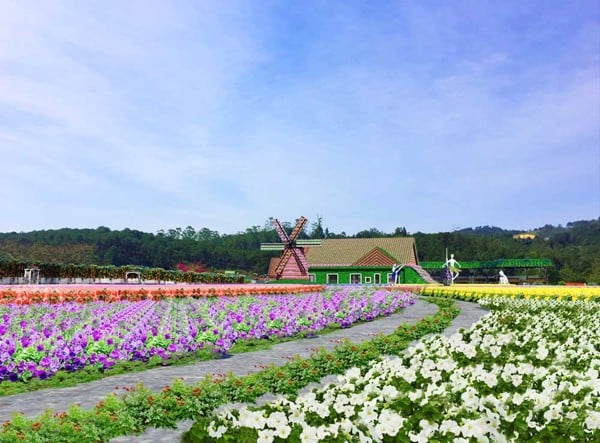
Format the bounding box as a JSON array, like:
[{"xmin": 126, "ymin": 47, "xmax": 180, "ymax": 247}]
[
  {"xmin": 512, "ymin": 232, "xmax": 536, "ymax": 240},
  {"xmin": 269, "ymin": 237, "xmax": 435, "ymax": 284}
]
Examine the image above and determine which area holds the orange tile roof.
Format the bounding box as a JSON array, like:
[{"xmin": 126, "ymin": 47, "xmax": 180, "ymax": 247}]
[
  {"xmin": 354, "ymin": 247, "xmax": 397, "ymax": 266},
  {"xmin": 306, "ymin": 238, "xmax": 417, "ymax": 267}
]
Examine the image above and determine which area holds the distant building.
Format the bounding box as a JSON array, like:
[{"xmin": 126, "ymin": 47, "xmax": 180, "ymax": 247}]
[
  {"xmin": 512, "ymin": 232, "xmax": 536, "ymax": 240},
  {"xmin": 269, "ymin": 237, "xmax": 435, "ymax": 284}
]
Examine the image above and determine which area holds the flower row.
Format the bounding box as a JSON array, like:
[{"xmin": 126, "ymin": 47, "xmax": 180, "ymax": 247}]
[
  {"xmin": 0, "ymin": 284, "xmax": 324, "ymax": 305},
  {"xmin": 0, "ymin": 297, "xmax": 458, "ymax": 442},
  {"xmin": 192, "ymin": 297, "xmax": 600, "ymax": 442},
  {"xmin": 421, "ymin": 284, "xmax": 600, "ymax": 301},
  {"xmin": 0, "ymin": 288, "xmax": 415, "ymax": 383}
]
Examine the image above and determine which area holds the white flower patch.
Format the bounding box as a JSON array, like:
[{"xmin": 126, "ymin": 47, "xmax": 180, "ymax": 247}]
[
  {"xmin": 585, "ymin": 410, "xmax": 600, "ymax": 431},
  {"xmin": 206, "ymin": 421, "xmax": 227, "ymax": 439},
  {"xmin": 195, "ymin": 297, "xmax": 600, "ymax": 442},
  {"xmin": 256, "ymin": 428, "xmax": 275, "ymax": 443}
]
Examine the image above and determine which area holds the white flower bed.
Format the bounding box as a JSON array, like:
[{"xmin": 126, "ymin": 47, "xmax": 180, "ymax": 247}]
[{"xmin": 202, "ymin": 298, "xmax": 600, "ymax": 442}]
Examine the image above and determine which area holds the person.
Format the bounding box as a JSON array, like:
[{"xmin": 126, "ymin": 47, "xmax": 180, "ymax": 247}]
[
  {"xmin": 499, "ymin": 269, "xmax": 509, "ymax": 284},
  {"xmin": 443, "ymin": 254, "xmax": 461, "ymax": 283},
  {"xmin": 391, "ymin": 263, "xmax": 403, "ymax": 284}
]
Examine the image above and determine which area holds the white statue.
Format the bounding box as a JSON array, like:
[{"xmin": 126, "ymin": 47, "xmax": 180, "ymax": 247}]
[
  {"xmin": 391, "ymin": 263, "xmax": 403, "ymax": 284},
  {"xmin": 499, "ymin": 269, "xmax": 509, "ymax": 284},
  {"xmin": 443, "ymin": 253, "xmax": 461, "ymax": 283}
]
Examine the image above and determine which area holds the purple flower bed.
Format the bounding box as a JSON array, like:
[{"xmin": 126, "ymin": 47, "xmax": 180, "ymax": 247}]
[{"xmin": 0, "ymin": 288, "xmax": 416, "ymax": 382}]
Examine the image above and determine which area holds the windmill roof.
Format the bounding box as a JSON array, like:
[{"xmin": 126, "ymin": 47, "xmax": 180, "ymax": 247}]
[{"xmin": 306, "ymin": 237, "xmax": 417, "ymax": 267}]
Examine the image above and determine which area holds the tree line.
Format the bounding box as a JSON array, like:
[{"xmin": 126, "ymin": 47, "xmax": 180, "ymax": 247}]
[{"xmin": 0, "ymin": 218, "xmax": 598, "ymax": 283}]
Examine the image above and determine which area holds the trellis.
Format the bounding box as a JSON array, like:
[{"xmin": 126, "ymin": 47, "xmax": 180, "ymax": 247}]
[
  {"xmin": 420, "ymin": 259, "xmax": 553, "ymax": 284},
  {"xmin": 24, "ymin": 267, "xmax": 40, "ymax": 284},
  {"xmin": 125, "ymin": 271, "xmax": 141, "ymax": 283}
]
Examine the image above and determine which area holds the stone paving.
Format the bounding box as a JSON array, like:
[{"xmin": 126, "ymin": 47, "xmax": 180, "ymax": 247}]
[{"xmin": 0, "ymin": 298, "xmax": 489, "ymax": 442}]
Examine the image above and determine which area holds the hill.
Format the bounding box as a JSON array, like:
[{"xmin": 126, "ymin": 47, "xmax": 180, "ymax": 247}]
[{"xmin": 0, "ymin": 218, "xmax": 598, "ymax": 283}]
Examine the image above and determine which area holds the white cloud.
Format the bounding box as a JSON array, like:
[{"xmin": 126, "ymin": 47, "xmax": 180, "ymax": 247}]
[{"xmin": 0, "ymin": 1, "xmax": 597, "ymax": 234}]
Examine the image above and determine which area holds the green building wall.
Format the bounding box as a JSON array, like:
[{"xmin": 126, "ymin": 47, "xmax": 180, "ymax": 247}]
[{"xmin": 309, "ymin": 266, "xmax": 426, "ymax": 285}]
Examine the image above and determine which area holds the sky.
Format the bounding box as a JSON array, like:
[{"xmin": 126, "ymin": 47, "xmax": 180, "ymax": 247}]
[{"xmin": 1, "ymin": 1, "xmax": 599, "ymax": 236}]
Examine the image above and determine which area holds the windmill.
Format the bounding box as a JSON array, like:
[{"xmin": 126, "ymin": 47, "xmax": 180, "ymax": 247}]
[{"xmin": 260, "ymin": 216, "xmax": 322, "ymax": 280}]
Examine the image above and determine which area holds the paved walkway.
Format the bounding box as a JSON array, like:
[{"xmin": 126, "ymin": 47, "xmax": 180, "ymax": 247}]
[{"xmin": 0, "ymin": 299, "xmax": 489, "ymax": 442}]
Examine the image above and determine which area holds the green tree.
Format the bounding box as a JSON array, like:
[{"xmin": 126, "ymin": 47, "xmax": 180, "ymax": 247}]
[{"xmin": 309, "ymin": 216, "xmax": 326, "ymax": 239}]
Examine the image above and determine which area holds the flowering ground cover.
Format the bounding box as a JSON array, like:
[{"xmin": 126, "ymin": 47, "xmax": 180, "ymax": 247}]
[
  {"xmin": 0, "ymin": 284, "xmax": 323, "ymax": 304},
  {"xmin": 421, "ymin": 284, "xmax": 600, "ymax": 301},
  {"xmin": 0, "ymin": 296, "xmax": 457, "ymax": 442},
  {"xmin": 0, "ymin": 287, "xmax": 415, "ymax": 383},
  {"xmin": 187, "ymin": 296, "xmax": 600, "ymax": 442}
]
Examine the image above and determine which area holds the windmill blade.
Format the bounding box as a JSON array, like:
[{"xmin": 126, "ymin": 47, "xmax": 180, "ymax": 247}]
[
  {"xmin": 274, "ymin": 248, "xmax": 293, "ymax": 277},
  {"xmin": 273, "ymin": 219, "xmax": 290, "ymax": 243},
  {"xmin": 289, "ymin": 216, "xmax": 307, "ymax": 241},
  {"xmin": 296, "ymin": 239, "xmax": 322, "ymax": 246},
  {"xmin": 260, "ymin": 243, "xmax": 285, "ymax": 251},
  {"xmin": 291, "ymin": 248, "xmax": 307, "ymax": 275}
]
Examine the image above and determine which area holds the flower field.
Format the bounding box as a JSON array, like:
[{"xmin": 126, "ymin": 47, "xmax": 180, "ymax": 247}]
[
  {"xmin": 0, "ymin": 297, "xmax": 457, "ymax": 442},
  {"xmin": 0, "ymin": 284, "xmax": 323, "ymax": 305},
  {"xmin": 0, "ymin": 287, "xmax": 415, "ymax": 383},
  {"xmin": 421, "ymin": 284, "xmax": 600, "ymax": 301},
  {"xmin": 190, "ymin": 296, "xmax": 600, "ymax": 442}
]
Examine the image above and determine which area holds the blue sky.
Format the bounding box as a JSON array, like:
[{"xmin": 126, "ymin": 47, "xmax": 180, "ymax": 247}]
[{"xmin": 1, "ymin": 1, "xmax": 598, "ymax": 236}]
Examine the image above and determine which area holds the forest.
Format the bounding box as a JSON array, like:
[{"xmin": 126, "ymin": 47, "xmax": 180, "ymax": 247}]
[{"xmin": 0, "ymin": 218, "xmax": 598, "ymax": 284}]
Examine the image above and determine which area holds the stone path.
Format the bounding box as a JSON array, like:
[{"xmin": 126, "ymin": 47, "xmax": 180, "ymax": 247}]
[{"xmin": 0, "ymin": 299, "xmax": 489, "ymax": 442}]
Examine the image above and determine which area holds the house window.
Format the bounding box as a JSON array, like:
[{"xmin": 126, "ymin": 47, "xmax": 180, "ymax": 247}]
[
  {"xmin": 374, "ymin": 274, "xmax": 381, "ymax": 284},
  {"xmin": 308, "ymin": 274, "xmax": 316, "ymax": 282},
  {"xmin": 350, "ymin": 273, "xmax": 361, "ymax": 284},
  {"xmin": 387, "ymin": 273, "xmax": 393, "ymax": 283},
  {"xmin": 365, "ymin": 276, "xmax": 372, "ymax": 284},
  {"xmin": 327, "ymin": 274, "xmax": 338, "ymax": 284}
]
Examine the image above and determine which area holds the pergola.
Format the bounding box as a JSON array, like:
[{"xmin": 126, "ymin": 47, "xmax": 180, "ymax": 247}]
[
  {"xmin": 420, "ymin": 259, "xmax": 553, "ymax": 284},
  {"xmin": 24, "ymin": 267, "xmax": 41, "ymax": 284},
  {"xmin": 125, "ymin": 271, "xmax": 141, "ymax": 283}
]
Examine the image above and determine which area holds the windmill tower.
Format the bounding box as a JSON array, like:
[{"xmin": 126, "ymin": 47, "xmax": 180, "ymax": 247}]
[{"xmin": 260, "ymin": 216, "xmax": 322, "ymax": 280}]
